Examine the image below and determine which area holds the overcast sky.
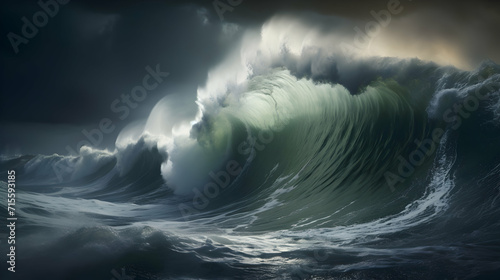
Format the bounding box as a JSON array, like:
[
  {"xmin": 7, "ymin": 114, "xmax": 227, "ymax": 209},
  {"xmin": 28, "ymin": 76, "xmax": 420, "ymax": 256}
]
[{"xmin": 1, "ymin": 0, "xmax": 499, "ymax": 155}]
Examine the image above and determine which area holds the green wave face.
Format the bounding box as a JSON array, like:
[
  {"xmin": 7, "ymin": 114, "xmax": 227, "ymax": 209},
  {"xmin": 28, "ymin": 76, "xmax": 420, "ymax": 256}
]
[{"xmin": 186, "ymin": 69, "xmax": 437, "ymax": 230}]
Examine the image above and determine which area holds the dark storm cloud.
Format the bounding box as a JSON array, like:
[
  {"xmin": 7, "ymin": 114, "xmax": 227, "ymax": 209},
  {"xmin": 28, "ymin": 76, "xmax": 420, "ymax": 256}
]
[{"xmin": 0, "ymin": 0, "xmax": 238, "ymax": 125}]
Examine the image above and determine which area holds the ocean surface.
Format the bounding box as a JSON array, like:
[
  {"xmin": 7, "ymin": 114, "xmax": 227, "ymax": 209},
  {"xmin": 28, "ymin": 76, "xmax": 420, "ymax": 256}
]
[{"xmin": 1, "ymin": 58, "xmax": 500, "ymax": 279}]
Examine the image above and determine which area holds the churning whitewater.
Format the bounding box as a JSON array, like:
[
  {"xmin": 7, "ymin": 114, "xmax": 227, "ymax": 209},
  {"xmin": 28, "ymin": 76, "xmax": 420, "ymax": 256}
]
[{"xmin": 1, "ymin": 18, "xmax": 500, "ymax": 280}]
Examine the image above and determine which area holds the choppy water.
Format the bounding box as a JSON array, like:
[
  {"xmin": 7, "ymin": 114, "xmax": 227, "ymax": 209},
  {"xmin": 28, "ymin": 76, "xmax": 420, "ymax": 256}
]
[{"xmin": 1, "ymin": 56, "xmax": 500, "ymax": 279}]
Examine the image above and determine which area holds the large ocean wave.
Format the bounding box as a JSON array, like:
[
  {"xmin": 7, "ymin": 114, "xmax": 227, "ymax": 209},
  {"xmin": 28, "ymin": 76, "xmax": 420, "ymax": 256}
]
[{"xmin": 1, "ymin": 18, "xmax": 500, "ymax": 280}]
